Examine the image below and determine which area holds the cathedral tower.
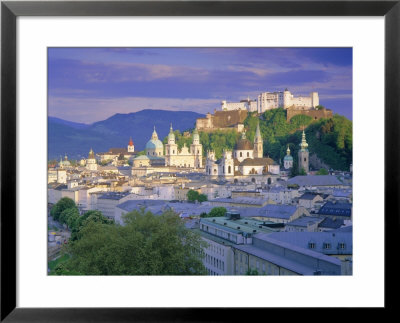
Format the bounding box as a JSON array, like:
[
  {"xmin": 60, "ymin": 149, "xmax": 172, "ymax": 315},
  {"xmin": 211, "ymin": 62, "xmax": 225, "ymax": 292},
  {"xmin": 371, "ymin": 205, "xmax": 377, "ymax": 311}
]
[
  {"xmin": 298, "ymin": 129, "xmax": 309, "ymax": 173},
  {"xmin": 254, "ymin": 121, "xmax": 263, "ymax": 158},
  {"xmin": 190, "ymin": 127, "xmax": 203, "ymax": 168},
  {"xmin": 165, "ymin": 124, "xmax": 178, "ymax": 166}
]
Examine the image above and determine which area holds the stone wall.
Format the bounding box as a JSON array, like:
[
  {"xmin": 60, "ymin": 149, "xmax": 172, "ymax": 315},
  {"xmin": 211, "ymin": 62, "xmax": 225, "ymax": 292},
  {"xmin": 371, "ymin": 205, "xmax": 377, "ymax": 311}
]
[
  {"xmin": 286, "ymin": 107, "xmax": 333, "ymax": 121},
  {"xmin": 196, "ymin": 110, "xmax": 248, "ymax": 130}
]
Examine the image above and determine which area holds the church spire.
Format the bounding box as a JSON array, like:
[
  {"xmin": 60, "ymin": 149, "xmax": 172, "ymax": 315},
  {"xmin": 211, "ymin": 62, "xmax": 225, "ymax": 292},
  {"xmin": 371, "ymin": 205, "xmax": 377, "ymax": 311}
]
[
  {"xmin": 300, "ymin": 129, "xmax": 308, "ymax": 151},
  {"xmin": 152, "ymin": 126, "xmax": 158, "ymax": 140},
  {"xmin": 255, "ymin": 121, "xmax": 261, "ymax": 139},
  {"xmin": 287, "ymin": 145, "xmax": 291, "ymax": 155}
]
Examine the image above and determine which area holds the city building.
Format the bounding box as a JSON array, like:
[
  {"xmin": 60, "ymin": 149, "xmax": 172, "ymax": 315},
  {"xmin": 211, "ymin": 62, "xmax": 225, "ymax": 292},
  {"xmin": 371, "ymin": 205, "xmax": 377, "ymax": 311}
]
[
  {"xmin": 257, "ymin": 89, "xmax": 319, "ymax": 113},
  {"xmin": 221, "ymin": 97, "xmax": 257, "ymax": 113}
]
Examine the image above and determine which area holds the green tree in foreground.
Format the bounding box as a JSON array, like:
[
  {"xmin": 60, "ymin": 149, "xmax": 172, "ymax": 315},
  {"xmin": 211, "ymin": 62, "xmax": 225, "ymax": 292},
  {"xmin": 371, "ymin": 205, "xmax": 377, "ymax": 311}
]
[
  {"xmin": 50, "ymin": 197, "xmax": 76, "ymax": 221},
  {"xmin": 70, "ymin": 210, "xmax": 113, "ymax": 241},
  {"xmin": 59, "ymin": 209, "xmax": 207, "ymax": 275},
  {"xmin": 246, "ymin": 268, "xmax": 259, "ymax": 275}
]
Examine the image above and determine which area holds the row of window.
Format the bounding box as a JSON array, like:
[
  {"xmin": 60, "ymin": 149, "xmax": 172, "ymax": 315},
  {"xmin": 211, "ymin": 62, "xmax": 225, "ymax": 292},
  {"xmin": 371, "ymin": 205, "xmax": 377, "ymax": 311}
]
[
  {"xmin": 308, "ymin": 242, "xmax": 346, "ymax": 250},
  {"xmin": 205, "ymin": 254, "xmax": 225, "ymax": 272},
  {"xmin": 207, "ymin": 243, "xmax": 225, "ymax": 256},
  {"xmin": 236, "ymin": 252, "xmax": 280, "ymax": 275}
]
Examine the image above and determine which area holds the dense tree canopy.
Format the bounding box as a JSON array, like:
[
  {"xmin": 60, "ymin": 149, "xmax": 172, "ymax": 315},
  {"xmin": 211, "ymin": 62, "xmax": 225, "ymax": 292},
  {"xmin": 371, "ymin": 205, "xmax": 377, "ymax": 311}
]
[
  {"xmin": 244, "ymin": 109, "xmax": 352, "ymax": 171},
  {"xmin": 50, "ymin": 197, "xmax": 77, "ymax": 221},
  {"xmin": 57, "ymin": 209, "xmax": 207, "ymax": 275},
  {"xmin": 187, "ymin": 189, "xmax": 208, "ymax": 203},
  {"xmin": 200, "ymin": 207, "xmax": 227, "ymax": 218}
]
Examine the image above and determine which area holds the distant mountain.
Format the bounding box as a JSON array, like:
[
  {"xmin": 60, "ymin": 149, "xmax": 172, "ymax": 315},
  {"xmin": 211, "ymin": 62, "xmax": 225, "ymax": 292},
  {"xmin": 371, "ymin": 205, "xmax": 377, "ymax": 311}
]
[
  {"xmin": 48, "ymin": 116, "xmax": 89, "ymax": 129},
  {"xmin": 48, "ymin": 109, "xmax": 204, "ymax": 160}
]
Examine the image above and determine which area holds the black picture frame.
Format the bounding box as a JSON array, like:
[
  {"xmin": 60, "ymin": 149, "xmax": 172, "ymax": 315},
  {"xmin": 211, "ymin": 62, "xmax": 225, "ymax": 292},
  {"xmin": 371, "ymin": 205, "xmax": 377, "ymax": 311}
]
[{"xmin": 1, "ymin": 0, "xmax": 398, "ymax": 321}]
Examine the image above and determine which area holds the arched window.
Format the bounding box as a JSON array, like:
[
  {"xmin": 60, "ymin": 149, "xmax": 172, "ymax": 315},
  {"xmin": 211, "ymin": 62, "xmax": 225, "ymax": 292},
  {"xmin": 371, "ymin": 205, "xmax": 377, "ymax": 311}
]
[
  {"xmin": 247, "ymin": 152, "xmax": 249, "ymax": 157},
  {"xmin": 228, "ymin": 166, "xmax": 231, "ymax": 174},
  {"xmin": 214, "ymin": 168, "xmax": 217, "ymax": 174},
  {"xmin": 304, "ymin": 158, "xmax": 306, "ymax": 162},
  {"xmin": 240, "ymin": 152, "xmax": 242, "ymax": 157}
]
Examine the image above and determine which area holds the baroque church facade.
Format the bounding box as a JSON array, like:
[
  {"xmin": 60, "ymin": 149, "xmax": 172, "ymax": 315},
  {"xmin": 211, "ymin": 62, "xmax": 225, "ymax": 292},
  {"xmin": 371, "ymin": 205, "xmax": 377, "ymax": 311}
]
[
  {"xmin": 133, "ymin": 125, "xmax": 203, "ymax": 169},
  {"xmin": 165, "ymin": 125, "xmax": 203, "ymax": 169},
  {"xmin": 205, "ymin": 122, "xmax": 280, "ymax": 178}
]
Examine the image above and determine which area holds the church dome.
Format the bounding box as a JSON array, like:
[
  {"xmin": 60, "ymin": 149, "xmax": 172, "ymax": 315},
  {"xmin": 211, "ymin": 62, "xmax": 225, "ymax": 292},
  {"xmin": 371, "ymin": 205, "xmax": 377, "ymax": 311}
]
[
  {"xmin": 146, "ymin": 126, "xmax": 164, "ymax": 150},
  {"xmin": 284, "ymin": 155, "xmax": 293, "ymax": 161},
  {"xmin": 235, "ymin": 131, "xmax": 253, "ymax": 150},
  {"xmin": 235, "ymin": 138, "xmax": 253, "ymax": 150},
  {"xmin": 146, "ymin": 139, "xmax": 164, "ymax": 150}
]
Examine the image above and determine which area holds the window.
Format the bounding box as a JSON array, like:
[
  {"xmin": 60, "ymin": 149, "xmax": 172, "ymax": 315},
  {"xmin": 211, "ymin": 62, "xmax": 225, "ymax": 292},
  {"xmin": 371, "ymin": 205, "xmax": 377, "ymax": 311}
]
[
  {"xmin": 247, "ymin": 152, "xmax": 249, "ymax": 157},
  {"xmin": 240, "ymin": 152, "xmax": 242, "ymax": 157},
  {"xmin": 308, "ymin": 242, "xmax": 316, "ymax": 249},
  {"xmin": 339, "ymin": 243, "xmax": 346, "ymax": 249},
  {"xmin": 323, "ymin": 243, "xmax": 331, "ymax": 249},
  {"xmin": 240, "ymin": 254, "xmax": 242, "ymax": 263},
  {"xmin": 228, "ymin": 166, "xmax": 231, "ymax": 174},
  {"xmin": 304, "ymin": 158, "xmax": 306, "ymax": 162}
]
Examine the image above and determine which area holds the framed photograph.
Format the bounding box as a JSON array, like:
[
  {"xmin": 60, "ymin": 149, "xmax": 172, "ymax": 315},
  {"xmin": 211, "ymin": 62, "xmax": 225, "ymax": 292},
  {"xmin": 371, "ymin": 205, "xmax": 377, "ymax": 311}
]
[{"xmin": 1, "ymin": 0, "xmax": 398, "ymax": 321}]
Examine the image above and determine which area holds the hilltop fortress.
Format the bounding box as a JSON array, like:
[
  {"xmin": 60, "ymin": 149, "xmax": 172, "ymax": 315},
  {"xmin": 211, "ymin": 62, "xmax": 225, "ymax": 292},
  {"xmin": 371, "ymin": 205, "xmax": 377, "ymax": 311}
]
[{"xmin": 197, "ymin": 89, "xmax": 333, "ymax": 131}]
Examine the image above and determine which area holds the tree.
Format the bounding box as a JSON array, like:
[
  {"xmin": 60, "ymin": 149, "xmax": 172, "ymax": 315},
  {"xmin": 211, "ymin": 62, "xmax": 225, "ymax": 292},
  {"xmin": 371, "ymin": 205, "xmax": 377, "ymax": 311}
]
[
  {"xmin": 59, "ymin": 207, "xmax": 80, "ymax": 229},
  {"xmin": 299, "ymin": 167, "xmax": 307, "ymax": 176},
  {"xmin": 70, "ymin": 210, "xmax": 113, "ymax": 241},
  {"xmin": 316, "ymin": 168, "xmax": 329, "ymax": 175},
  {"xmin": 187, "ymin": 189, "xmax": 200, "ymax": 202},
  {"xmin": 197, "ymin": 194, "xmax": 208, "ymax": 203},
  {"xmin": 187, "ymin": 190, "xmax": 207, "ymax": 203},
  {"xmin": 50, "ymin": 197, "xmax": 76, "ymax": 221},
  {"xmin": 208, "ymin": 207, "xmax": 227, "ymax": 218},
  {"xmin": 60, "ymin": 209, "xmax": 207, "ymax": 275},
  {"xmin": 246, "ymin": 268, "xmax": 259, "ymax": 275}
]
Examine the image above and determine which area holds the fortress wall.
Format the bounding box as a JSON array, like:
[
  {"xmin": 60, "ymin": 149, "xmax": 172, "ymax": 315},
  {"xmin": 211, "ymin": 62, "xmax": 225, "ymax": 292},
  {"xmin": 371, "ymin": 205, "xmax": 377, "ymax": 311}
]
[
  {"xmin": 212, "ymin": 110, "xmax": 248, "ymax": 128},
  {"xmin": 286, "ymin": 108, "xmax": 333, "ymax": 121}
]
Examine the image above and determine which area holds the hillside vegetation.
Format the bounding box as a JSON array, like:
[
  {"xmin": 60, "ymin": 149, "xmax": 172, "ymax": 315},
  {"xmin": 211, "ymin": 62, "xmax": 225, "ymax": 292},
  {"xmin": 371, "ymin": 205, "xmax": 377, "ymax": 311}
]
[
  {"xmin": 166, "ymin": 108, "xmax": 352, "ymax": 171},
  {"xmin": 244, "ymin": 108, "xmax": 352, "ymax": 171}
]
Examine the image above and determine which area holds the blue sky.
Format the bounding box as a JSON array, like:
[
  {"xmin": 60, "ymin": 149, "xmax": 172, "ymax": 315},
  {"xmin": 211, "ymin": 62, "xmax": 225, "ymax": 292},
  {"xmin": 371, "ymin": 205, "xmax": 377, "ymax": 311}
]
[{"xmin": 48, "ymin": 47, "xmax": 352, "ymax": 123}]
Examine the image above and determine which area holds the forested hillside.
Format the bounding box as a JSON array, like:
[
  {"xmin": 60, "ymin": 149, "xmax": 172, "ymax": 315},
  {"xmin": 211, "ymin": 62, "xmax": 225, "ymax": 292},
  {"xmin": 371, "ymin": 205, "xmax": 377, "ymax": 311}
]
[{"xmin": 165, "ymin": 108, "xmax": 352, "ymax": 171}]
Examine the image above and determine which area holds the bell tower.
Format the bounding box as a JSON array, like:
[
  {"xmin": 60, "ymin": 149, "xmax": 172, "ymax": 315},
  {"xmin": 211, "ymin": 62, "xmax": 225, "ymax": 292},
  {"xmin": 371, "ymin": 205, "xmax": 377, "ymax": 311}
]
[
  {"xmin": 298, "ymin": 129, "xmax": 309, "ymax": 173},
  {"xmin": 254, "ymin": 121, "xmax": 263, "ymax": 158}
]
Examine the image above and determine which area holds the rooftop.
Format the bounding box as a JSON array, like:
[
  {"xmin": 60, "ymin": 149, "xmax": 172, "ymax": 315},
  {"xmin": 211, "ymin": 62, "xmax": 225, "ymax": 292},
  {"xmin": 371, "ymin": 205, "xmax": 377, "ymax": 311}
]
[
  {"xmin": 200, "ymin": 216, "xmax": 277, "ymax": 236},
  {"xmin": 98, "ymin": 191, "xmax": 131, "ymax": 200},
  {"xmin": 264, "ymin": 230, "xmax": 353, "ymax": 255},
  {"xmin": 318, "ymin": 202, "xmax": 352, "ymax": 217},
  {"xmin": 287, "ymin": 175, "xmax": 343, "ymax": 187}
]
